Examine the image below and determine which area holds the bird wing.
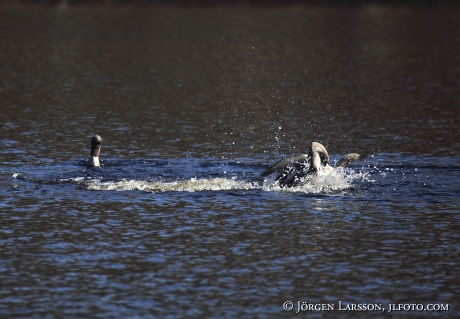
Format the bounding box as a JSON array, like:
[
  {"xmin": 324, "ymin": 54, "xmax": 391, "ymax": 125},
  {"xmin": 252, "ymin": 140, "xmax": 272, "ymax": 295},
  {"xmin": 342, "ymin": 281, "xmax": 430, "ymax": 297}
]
[{"xmin": 260, "ymin": 155, "xmax": 309, "ymax": 177}]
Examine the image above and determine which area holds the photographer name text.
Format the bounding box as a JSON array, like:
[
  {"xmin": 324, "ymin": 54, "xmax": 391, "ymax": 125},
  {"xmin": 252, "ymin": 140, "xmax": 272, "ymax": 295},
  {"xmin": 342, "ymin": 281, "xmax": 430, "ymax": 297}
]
[{"xmin": 282, "ymin": 301, "xmax": 449, "ymax": 313}]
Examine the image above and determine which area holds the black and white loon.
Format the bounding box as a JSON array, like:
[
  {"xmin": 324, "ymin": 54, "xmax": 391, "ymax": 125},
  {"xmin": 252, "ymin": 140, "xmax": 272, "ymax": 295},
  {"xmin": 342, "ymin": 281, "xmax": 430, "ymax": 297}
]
[
  {"xmin": 260, "ymin": 141, "xmax": 366, "ymax": 187},
  {"xmin": 86, "ymin": 135, "xmax": 102, "ymax": 167}
]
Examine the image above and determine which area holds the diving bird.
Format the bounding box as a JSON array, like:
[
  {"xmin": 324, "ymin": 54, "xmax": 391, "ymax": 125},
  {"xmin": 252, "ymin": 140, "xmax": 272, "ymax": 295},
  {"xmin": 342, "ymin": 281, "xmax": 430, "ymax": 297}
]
[
  {"xmin": 86, "ymin": 135, "xmax": 102, "ymax": 167},
  {"xmin": 260, "ymin": 142, "xmax": 366, "ymax": 187}
]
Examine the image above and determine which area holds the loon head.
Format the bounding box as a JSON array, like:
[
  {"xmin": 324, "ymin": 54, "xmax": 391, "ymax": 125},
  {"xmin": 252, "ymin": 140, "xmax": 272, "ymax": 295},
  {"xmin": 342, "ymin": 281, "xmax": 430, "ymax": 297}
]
[
  {"xmin": 336, "ymin": 153, "xmax": 367, "ymax": 168},
  {"xmin": 88, "ymin": 135, "xmax": 102, "ymax": 167}
]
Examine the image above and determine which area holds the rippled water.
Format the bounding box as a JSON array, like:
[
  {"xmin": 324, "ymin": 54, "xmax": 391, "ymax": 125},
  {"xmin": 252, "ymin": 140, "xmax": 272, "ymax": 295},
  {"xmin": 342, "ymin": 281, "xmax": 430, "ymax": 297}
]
[{"xmin": 1, "ymin": 5, "xmax": 459, "ymax": 318}]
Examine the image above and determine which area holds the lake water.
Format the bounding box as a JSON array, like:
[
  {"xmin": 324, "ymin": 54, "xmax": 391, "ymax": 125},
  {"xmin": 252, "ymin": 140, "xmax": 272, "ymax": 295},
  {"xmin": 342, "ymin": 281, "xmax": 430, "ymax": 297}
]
[{"xmin": 1, "ymin": 4, "xmax": 459, "ymax": 318}]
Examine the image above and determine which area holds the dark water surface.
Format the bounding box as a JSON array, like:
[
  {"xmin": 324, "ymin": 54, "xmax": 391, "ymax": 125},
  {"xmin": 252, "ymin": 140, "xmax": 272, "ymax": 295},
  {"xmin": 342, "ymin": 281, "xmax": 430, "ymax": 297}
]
[{"xmin": 1, "ymin": 5, "xmax": 459, "ymax": 318}]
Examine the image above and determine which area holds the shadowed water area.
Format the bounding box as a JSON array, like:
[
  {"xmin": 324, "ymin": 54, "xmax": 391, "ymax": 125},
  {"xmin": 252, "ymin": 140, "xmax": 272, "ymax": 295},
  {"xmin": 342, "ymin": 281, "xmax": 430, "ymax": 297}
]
[{"xmin": 0, "ymin": 5, "xmax": 459, "ymax": 318}]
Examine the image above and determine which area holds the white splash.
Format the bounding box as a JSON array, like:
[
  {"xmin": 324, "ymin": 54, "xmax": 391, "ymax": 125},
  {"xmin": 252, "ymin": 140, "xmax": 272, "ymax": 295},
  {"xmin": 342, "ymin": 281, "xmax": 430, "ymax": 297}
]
[
  {"xmin": 86, "ymin": 177, "xmax": 255, "ymax": 193},
  {"xmin": 83, "ymin": 168, "xmax": 366, "ymax": 194},
  {"xmin": 260, "ymin": 167, "xmax": 365, "ymax": 194}
]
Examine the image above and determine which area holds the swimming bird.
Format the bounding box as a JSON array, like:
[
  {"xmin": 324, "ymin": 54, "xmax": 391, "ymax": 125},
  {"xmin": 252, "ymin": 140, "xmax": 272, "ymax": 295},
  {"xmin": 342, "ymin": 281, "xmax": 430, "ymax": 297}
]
[
  {"xmin": 260, "ymin": 142, "xmax": 366, "ymax": 187},
  {"xmin": 86, "ymin": 135, "xmax": 102, "ymax": 167}
]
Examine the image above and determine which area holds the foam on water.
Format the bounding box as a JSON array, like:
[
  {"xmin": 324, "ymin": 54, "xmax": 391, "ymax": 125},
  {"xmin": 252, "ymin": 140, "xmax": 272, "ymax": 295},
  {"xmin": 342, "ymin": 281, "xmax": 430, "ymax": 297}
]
[
  {"xmin": 82, "ymin": 167, "xmax": 366, "ymax": 194},
  {"xmin": 86, "ymin": 177, "xmax": 255, "ymax": 193}
]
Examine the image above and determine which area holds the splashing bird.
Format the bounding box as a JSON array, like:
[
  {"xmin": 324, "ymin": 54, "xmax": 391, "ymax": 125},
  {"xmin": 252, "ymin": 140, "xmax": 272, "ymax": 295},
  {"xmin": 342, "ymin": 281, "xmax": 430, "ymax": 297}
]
[{"xmin": 261, "ymin": 141, "xmax": 366, "ymax": 187}]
